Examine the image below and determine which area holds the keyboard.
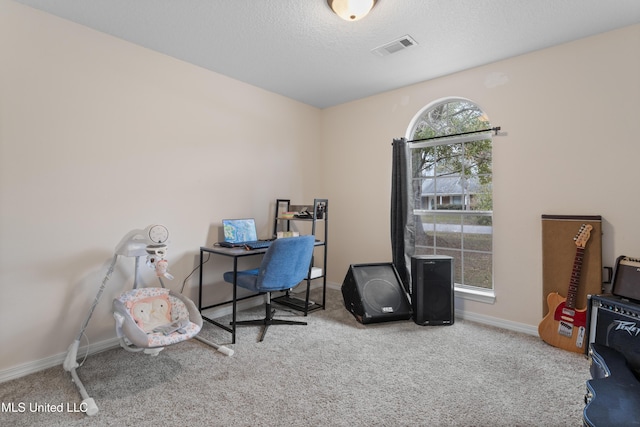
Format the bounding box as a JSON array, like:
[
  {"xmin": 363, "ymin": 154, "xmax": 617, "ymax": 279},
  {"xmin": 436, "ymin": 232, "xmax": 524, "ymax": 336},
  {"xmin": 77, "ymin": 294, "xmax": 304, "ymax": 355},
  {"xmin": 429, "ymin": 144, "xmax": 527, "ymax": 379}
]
[
  {"xmin": 218, "ymin": 240, "xmax": 273, "ymax": 249},
  {"xmin": 243, "ymin": 240, "xmax": 272, "ymax": 249}
]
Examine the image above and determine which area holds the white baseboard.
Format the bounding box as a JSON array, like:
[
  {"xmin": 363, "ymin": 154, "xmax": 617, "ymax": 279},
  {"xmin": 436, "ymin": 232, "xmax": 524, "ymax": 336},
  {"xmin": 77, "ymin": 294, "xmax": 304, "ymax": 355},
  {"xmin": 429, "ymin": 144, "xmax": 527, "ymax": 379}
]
[
  {"xmin": 1, "ymin": 281, "xmax": 538, "ymax": 384},
  {"xmin": 455, "ymin": 309, "xmax": 538, "ymax": 336},
  {"xmin": 0, "ymin": 337, "xmax": 121, "ymax": 384}
]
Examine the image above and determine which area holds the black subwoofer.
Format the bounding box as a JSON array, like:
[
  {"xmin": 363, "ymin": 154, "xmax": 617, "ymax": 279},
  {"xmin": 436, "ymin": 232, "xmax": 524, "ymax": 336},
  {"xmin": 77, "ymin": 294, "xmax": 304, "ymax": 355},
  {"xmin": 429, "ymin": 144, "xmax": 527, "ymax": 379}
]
[
  {"xmin": 341, "ymin": 263, "xmax": 412, "ymax": 324},
  {"xmin": 411, "ymin": 255, "xmax": 454, "ymax": 325}
]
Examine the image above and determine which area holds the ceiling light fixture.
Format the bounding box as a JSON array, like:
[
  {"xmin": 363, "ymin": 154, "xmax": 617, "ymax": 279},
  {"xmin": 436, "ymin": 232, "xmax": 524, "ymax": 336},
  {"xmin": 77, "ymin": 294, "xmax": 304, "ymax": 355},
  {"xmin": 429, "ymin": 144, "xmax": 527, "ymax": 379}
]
[{"xmin": 327, "ymin": 0, "xmax": 378, "ymax": 21}]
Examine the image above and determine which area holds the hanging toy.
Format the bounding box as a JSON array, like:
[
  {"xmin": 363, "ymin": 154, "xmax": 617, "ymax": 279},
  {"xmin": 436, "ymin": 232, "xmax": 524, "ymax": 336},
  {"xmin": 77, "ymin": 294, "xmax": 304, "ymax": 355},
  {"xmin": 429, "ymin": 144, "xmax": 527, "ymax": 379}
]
[
  {"xmin": 155, "ymin": 258, "xmax": 174, "ymax": 280},
  {"xmin": 145, "ymin": 247, "xmax": 174, "ymax": 280},
  {"xmin": 145, "ymin": 245, "xmax": 169, "ymax": 275}
]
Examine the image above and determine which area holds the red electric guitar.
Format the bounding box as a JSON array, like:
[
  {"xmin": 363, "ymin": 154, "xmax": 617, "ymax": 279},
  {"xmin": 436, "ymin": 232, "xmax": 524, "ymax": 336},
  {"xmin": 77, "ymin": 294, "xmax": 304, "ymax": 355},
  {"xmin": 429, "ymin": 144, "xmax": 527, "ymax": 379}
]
[{"xmin": 538, "ymin": 224, "xmax": 592, "ymax": 353}]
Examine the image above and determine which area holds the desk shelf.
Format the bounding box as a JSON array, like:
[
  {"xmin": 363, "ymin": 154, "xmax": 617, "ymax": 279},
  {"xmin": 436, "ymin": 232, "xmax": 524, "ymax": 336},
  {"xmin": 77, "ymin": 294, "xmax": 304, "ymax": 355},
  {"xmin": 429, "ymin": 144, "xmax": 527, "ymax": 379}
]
[{"xmin": 272, "ymin": 198, "xmax": 328, "ymax": 315}]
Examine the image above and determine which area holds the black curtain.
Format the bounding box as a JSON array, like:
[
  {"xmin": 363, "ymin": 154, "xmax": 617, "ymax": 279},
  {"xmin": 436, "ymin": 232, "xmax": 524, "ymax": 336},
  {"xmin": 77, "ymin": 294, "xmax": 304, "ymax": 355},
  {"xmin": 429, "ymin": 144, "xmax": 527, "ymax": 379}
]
[{"xmin": 391, "ymin": 138, "xmax": 414, "ymax": 292}]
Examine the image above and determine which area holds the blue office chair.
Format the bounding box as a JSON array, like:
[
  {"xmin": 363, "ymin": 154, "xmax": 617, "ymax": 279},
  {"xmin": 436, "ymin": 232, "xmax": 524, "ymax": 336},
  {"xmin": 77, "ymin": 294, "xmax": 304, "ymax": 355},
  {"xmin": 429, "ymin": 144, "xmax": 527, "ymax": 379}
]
[{"xmin": 223, "ymin": 235, "xmax": 316, "ymax": 342}]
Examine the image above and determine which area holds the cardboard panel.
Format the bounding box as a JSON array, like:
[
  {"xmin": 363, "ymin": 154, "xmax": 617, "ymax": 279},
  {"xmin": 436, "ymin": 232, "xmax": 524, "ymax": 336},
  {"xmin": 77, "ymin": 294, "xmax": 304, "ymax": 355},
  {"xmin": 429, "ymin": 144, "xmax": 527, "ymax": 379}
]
[{"xmin": 541, "ymin": 215, "xmax": 602, "ymax": 316}]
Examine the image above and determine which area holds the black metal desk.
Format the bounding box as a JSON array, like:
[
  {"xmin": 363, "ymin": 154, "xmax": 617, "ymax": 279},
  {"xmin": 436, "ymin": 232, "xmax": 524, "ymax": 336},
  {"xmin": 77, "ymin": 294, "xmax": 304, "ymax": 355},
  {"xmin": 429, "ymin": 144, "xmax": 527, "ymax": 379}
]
[
  {"xmin": 198, "ymin": 245, "xmax": 268, "ymax": 344},
  {"xmin": 198, "ymin": 242, "xmax": 326, "ymax": 344}
]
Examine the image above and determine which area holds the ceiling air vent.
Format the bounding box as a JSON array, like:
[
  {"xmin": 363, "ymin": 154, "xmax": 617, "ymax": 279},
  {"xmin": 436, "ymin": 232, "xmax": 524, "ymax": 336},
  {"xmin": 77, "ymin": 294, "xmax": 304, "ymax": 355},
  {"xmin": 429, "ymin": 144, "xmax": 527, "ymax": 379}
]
[{"xmin": 371, "ymin": 35, "xmax": 417, "ymax": 57}]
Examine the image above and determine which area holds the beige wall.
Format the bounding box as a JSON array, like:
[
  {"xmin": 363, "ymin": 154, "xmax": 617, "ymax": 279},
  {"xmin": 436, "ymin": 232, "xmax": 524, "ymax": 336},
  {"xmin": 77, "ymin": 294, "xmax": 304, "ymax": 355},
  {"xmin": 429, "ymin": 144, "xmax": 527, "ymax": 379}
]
[
  {"xmin": 2, "ymin": 0, "xmax": 639, "ymax": 378},
  {"xmin": 322, "ymin": 24, "xmax": 640, "ymax": 328},
  {"xmin": 0, "ymin": 1, "xmax": 321, "ymax": 374}
]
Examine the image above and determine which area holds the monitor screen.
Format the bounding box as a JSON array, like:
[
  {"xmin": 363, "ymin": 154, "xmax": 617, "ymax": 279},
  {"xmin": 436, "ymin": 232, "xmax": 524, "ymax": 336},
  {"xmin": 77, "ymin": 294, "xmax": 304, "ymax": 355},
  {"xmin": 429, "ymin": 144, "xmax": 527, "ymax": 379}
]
[{"xmin": 222, "ymin": 218, "xmax": 258, "ymax": 243}]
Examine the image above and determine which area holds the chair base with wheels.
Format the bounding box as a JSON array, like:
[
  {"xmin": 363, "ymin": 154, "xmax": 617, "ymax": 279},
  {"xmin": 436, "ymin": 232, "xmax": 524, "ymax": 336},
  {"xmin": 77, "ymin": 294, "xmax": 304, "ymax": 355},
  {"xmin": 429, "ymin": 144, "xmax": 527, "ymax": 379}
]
[
  {"xmin": 223, "ymin": 235, "xmax": 315, "ymax": 342},
  {"xmin": 232, "ymin": 292, "xmax": 307, "ymax": 342}
]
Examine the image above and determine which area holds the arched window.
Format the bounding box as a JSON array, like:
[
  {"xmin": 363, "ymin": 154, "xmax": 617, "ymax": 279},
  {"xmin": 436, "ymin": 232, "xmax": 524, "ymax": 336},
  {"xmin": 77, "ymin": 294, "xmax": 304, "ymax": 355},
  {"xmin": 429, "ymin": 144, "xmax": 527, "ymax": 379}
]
[{"xmin": 407, "ymin": 98, "xmax": 493, "ymax": 294}]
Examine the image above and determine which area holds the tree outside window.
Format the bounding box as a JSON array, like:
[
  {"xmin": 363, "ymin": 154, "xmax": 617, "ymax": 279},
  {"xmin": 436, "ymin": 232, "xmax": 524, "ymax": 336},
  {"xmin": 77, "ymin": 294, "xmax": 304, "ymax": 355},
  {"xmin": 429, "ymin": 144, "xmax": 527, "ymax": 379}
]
[{"xmin": 409, "ymin": 99, "xmax": 493, "ymax": 290}]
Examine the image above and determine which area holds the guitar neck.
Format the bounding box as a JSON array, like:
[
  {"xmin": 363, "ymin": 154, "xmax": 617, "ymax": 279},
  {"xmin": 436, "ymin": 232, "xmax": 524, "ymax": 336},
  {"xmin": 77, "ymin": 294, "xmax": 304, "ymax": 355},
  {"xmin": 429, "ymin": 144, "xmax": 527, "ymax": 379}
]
[{"xmin": 566, "ymin": 246, "xmax": 585, "ymax": 309}]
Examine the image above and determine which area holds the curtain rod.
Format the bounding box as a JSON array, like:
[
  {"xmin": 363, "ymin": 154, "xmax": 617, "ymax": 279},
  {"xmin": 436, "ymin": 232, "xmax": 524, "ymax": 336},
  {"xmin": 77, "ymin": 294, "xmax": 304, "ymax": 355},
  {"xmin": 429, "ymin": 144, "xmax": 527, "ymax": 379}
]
[{"xmin": 407, "ymin": 126, "xmax": 501, "ymax": 143}]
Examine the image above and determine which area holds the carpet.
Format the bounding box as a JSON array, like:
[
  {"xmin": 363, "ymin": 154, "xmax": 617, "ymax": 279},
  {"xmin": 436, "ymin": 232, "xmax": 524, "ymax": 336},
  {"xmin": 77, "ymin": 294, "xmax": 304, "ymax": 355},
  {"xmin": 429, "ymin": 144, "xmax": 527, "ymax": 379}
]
[{"xmin": 0, "ymin": 287, "xmax": 589, "ymax": 426}]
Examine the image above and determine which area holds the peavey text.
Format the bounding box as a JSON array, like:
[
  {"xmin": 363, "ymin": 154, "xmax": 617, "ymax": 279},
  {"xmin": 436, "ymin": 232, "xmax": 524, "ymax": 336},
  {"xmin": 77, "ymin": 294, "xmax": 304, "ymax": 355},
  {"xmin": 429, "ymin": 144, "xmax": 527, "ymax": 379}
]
[{"xmin": 614, "ymin": 320, "xmax": 640, "ymax": 336}]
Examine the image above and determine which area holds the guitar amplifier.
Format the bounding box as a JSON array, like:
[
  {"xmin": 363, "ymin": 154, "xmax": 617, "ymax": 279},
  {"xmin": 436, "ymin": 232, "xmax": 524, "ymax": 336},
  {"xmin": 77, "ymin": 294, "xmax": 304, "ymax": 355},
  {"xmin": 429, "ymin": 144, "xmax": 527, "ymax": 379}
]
[
  {"xmin": 588, "ymin": 294, "xmax": 640, "ymax": 379},
  {"xmin": 611, "ymin": 255, "xmax": 640, "ymax": 302}
]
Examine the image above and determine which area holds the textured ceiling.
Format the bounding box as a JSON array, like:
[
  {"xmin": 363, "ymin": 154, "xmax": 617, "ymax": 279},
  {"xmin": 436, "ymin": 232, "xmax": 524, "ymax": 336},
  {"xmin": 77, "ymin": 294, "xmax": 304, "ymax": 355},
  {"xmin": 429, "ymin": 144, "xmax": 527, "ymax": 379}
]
[{"xmin": 13, "ymin": 0, "xmax": 640, "ymax": 108}]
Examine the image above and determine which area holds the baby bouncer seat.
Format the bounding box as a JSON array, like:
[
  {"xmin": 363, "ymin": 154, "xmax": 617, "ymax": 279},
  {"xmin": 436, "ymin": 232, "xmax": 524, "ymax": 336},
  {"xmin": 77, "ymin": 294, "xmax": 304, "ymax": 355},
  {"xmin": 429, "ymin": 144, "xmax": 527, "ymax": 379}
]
[
  {"xmin": 113, "ymin": 286, "xmax": 201, "ymax": 353},
  {"xmin": 63, "ymin": 225, "xmax": 231, "ymax": 417}
]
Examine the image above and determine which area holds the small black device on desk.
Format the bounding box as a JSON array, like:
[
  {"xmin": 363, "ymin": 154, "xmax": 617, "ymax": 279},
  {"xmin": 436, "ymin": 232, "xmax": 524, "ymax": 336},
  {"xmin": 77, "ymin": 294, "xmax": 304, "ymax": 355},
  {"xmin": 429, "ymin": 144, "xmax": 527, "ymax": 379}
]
[{"xmin": 218, "ymin": 240, "xmax": 272, "ymax": 250}]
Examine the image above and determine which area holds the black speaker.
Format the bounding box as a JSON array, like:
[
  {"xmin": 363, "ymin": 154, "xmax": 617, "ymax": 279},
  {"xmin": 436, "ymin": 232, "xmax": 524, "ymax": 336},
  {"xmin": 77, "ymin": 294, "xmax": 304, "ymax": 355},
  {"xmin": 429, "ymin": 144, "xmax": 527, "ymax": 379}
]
[
  {"xmin": 341, "ymin": 263, "xmax": 412, "ymax": 324},
  {"xmin": 411, "ymin": 255, "xmax": 454, "ymax": 325}
]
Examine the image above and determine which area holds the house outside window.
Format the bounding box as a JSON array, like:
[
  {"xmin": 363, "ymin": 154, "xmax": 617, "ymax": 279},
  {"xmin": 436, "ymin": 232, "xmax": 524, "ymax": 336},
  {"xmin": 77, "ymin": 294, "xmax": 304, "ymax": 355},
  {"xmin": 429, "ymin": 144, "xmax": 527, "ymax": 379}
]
[{"xmin": 408, "ymin": 98, "xmax": 494, "ymax": 298}]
